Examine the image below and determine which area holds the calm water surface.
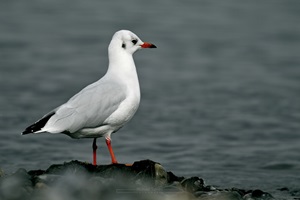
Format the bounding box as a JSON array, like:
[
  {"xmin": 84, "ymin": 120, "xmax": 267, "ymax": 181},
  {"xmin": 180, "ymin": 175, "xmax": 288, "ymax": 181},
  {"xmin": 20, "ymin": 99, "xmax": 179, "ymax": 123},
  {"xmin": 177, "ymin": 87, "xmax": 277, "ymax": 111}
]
[{"xmin": 0, "ymin": 0, "xmax": 300, "ymax": 199}]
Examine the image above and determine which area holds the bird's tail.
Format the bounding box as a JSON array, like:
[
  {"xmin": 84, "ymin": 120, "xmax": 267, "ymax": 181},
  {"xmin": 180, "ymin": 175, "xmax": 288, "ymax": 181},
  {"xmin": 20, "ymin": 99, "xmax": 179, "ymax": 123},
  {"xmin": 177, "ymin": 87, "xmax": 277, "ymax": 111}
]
[{"xmin": 22, "ymin": 112, "xmax": 55, "ymax": 135}]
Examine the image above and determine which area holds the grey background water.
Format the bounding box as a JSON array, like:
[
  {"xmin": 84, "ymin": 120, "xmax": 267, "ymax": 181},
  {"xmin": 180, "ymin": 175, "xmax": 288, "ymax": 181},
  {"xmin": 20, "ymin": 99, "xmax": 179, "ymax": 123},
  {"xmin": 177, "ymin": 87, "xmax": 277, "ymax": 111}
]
[{"xmin": 0, "ymin": 0, "xmax": 300, "ymax": 199}]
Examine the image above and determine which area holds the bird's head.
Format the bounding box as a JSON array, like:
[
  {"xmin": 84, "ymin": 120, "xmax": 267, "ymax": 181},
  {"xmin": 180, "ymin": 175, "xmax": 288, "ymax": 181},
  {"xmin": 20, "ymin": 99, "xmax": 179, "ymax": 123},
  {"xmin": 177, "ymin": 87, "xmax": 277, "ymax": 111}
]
[{"xmin": 109, "ymin": 30, "xmax": 156, "ymax": 55}]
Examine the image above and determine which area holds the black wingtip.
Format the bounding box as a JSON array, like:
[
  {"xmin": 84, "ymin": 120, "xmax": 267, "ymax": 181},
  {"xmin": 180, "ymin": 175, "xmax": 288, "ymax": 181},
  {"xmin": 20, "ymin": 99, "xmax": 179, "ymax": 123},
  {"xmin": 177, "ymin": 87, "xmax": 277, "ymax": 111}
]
[
  {"xmin": 22, "ymin": 128, "xmax": 35, "ymax": 135},
  {"xmin": 22, "ymin": 112, "xmax": 55, "ymax": 135},
  {"xmin": 21, "ymin": 130, "xmax": 31, "ymax": 135}
]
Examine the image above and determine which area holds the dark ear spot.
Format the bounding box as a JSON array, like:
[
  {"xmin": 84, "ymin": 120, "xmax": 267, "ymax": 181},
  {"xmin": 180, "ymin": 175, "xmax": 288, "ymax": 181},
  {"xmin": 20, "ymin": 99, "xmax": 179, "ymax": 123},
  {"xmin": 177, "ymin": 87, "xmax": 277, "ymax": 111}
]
[{"xmin": 122, "ymin": 43, "xmax": 126, "ymax": 49}]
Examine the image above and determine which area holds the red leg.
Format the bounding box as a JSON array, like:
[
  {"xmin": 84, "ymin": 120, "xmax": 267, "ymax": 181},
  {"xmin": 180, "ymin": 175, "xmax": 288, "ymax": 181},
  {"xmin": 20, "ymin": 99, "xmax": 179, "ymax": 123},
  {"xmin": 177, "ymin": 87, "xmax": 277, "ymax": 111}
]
[
  {"xmin": 92, "ymin": 138, "xmax": 97, "ymax": 166},
  {"xmin": 105, "ymin": 138, "xmax": 118, "ymax": 164}
]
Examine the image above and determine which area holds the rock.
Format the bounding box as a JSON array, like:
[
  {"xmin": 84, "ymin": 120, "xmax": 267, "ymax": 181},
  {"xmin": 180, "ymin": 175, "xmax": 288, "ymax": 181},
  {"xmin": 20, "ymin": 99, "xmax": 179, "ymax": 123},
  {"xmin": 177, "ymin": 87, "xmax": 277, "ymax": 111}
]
[
  {"xmin": 0, "ymin": 160, "xmax": 276, "ymax": 200},
  {"xmin": 181, "ymin": 177, "xmax": 205, "ymax": 193},
  {"xmin": 196, "ymin": 190, "xmax": 243, "ymax": 200},
  {"xmin": 243, "ymin": 189, "xmax": 274, "ymax": 200},
  {"xmin": 0, "ymin": 168, "xmax": 33, "ymax": 200},
  {"xmin": 154, "ymin": 163, "xmax": 168, "ymax": 186},
  {"xmin": 34, "ymin": 182, "xmax": 49, "ymax": 189},
  {"xmin": 0, "ymin": 168, "xmax": 4, "ymax": 177}
]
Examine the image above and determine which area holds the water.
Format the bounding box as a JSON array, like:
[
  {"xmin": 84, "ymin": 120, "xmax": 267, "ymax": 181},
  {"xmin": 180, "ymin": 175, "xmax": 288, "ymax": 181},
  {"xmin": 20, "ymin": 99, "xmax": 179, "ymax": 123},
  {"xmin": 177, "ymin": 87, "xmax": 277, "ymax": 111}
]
[{"xmin": 1, "ymin": 0, "xmax": 300, "ymax": 199}]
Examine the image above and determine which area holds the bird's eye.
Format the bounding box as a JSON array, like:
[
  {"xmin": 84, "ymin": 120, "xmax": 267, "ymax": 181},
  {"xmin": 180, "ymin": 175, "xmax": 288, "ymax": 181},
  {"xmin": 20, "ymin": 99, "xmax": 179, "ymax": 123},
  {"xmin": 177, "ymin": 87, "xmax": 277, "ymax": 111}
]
[{"xmin": 131, "ymin": 39, "xmax": 138, "ymax": 45}]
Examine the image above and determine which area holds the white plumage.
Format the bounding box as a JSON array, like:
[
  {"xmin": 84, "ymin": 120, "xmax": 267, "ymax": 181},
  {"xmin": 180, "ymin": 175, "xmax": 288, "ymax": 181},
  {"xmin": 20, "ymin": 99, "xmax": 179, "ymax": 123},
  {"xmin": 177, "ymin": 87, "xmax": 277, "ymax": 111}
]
[{"xmin": 22, "ymin": 30, "xmax": 156, "ymax": 165}]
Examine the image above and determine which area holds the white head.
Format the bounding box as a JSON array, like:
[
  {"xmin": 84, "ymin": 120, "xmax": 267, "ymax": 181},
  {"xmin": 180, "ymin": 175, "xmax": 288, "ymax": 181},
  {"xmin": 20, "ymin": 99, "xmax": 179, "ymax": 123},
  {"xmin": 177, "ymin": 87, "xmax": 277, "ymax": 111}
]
[{"xmin": 108, "ymin": 30, "xmax": 156, "ymax": 55}]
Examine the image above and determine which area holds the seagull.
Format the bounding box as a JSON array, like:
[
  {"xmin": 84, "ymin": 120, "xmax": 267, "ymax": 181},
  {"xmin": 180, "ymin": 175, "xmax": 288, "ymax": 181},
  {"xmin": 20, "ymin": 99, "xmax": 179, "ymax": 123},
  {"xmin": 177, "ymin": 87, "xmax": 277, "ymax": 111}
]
[{"xmin": 22, "ymin": 30, "xmax": 156, "ymax": 165}]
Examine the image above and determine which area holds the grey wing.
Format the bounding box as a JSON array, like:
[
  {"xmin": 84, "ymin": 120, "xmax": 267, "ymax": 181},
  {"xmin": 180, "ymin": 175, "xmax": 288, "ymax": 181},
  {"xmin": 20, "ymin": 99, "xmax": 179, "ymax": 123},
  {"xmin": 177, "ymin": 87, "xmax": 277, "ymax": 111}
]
[{"xmin": 43, "ymin": 81, "xmax": 126, "ymax": 133}]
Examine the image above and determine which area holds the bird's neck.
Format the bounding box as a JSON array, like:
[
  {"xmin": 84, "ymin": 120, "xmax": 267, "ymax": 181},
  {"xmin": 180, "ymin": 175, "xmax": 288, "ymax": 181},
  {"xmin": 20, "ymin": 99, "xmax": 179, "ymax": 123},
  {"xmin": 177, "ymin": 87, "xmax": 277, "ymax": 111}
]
[
  {"xmin": 106, "ymin": 51, "xmax": 139, "ymax": 89},
  {"xmin": 107, "ymin": 50, "xmax": 136, "ymax": 75}
]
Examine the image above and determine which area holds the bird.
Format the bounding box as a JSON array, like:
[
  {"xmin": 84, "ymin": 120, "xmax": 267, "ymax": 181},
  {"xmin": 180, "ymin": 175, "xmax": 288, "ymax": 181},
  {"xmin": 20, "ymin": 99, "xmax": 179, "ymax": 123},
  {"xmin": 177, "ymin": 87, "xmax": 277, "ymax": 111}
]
[{"xmin": 22, "ymin": 30, "xmax": 156, "ymax": 165}]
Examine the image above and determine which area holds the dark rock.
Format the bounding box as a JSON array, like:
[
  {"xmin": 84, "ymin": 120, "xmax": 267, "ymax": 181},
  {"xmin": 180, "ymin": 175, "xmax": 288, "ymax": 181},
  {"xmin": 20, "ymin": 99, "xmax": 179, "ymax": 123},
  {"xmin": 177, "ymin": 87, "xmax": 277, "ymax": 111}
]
[
  {"xmin": 0, "ymin": 160, "xmax": 277, "ymax": 200},
  {"xmin": 243, "ymin": 189, "xmax": 274, "ymax": 200},
  {"xmin": 181, "ymin": 177, "xmax": 205, "ymax": 193},
  {"xmin": 277, "ymin": 187, "xmax": 289, "ymax": 191},
  {"xmin": 290, "ymin": 189, "xmax": 300, "ymax": 197},
  {"xmin": 167, "ymin": 171, "xmax": 184, "ymax": 183},
  {"xmin": 231, "ymin": 187, "xmax": 247, "ymax": 197},
  {"xmin": 0, "ymin": 168, "xmax": 33, "ymax": 200},
  {"xmin": 154, "ymin": 163, "xmax": 168, "ymax": 186},
  {"xmin": 131, "ymin": 159, "xmax": 158, "ymax": 183},
  {"xmin": 195, "ymin": 190, "xmax": 243, "ymax": 200},
  {"xmin": 0, "ymin": 168, "xmax": 4, "ymax": 177}
]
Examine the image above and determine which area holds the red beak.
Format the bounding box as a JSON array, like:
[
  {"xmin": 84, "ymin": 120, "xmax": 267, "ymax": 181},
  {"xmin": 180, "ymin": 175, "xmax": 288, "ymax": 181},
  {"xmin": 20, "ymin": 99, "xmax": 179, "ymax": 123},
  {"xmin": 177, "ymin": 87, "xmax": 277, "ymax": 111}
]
[{"xmin": 141, "ymin": 42, "xmax": 157, "ymax": 48}]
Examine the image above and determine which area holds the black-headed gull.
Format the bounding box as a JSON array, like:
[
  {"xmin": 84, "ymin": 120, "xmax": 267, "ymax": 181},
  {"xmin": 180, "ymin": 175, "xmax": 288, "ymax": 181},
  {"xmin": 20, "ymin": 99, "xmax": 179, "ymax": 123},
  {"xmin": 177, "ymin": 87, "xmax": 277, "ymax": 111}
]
[{"xmin": 22, "ymin": 30, "xmax": 156, "ymax": 165}]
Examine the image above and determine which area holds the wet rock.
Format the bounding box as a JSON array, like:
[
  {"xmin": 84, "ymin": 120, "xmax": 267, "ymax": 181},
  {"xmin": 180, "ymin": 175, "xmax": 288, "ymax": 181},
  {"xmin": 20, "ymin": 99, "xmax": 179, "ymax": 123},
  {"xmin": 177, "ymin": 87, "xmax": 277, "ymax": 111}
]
[
  {"xmin": 180, "ymin": 179, "xmax": 245, "ymax": 200},
  {"xmin": 34, "ymin": 182, "xmax": 48, "ymax": 189},
  {"xmin": 167, "ymin": 171, "xmax": 184, "ymax": 183},
  {"xmin": 0, "ymin": 160, "xmax": 277, "ymax": 200},
  {"xmin": 0, "ymin": 168, "xmax": 33, "ymax": 200},
  {"xmin": 290, "ymin": 189, "xmax": 300, "ymax": 198},
  {"xmin": 131, "ymin": 159, "xmax": 159, "ymax": 184},
  {"xmin": 196, "ymin": 190, "xmax": 243, "ymax": 200},
  {"xmin": 243, "ymin": 189, "xmax": 274, "ymax": 200},
  {"xmin": 154, "ymin": 163, "xmax": 168, "ymax": 186},
  {"xmin": 276, "ymin": 187, "xmax": 300, "ymax": 200},
  {"xmin": 0, "ymin": 168, "xmax": 4, "ymax": 177},
  {"xmin": 45, "ymin": 160, "xmax": 89, "ymax": 175},
  {"xmin": 277, "ymin": 187, "xmax": 289, "ymax": 191},
  {"xmin": 181, "ymin": 177, "xmax": 205, "ymax": 193}
]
